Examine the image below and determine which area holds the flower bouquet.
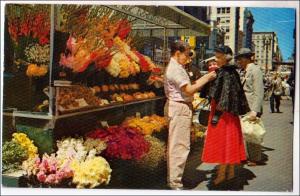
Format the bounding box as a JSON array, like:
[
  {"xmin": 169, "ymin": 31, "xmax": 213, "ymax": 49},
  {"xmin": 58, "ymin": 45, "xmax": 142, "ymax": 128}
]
[
  {"xmin": 86, "ymin": 126, "xmax": 150, "ymax": 161},
  {"xmin": 2, "ymin": 140, "xmax": 28, "ymax": 173}
]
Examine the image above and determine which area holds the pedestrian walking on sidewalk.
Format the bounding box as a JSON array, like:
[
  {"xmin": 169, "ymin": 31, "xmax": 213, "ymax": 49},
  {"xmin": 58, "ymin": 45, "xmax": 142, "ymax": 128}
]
[
  {"xmin": 287, "ymin": 68, "xmax": 295, "ymax": 123},
  {"xmin": 164, "ymin": 40, "xmax": 216, "ymax": 190},
  {"xmin": 201, "ymin": 45, "xmax": 250, "ymax": 186},
  {"xmin": 235, "ymin": 48, "xmax": 264, "ymax": 166},
  {"xmin": 269, "ymin": 74, "xmax": 283, "ymax": 113}
]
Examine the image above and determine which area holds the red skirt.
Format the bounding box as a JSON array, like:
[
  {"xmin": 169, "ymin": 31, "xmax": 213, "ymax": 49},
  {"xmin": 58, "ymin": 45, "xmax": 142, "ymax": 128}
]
[{"xmin": 201, "ymin": 99, "xmax": 246, "ymax": 164}]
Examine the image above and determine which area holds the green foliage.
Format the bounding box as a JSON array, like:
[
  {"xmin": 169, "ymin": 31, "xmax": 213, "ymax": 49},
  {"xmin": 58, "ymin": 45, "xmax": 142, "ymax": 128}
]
[{"xmin": 2, "ymin": 140, "xmax": 28, "ymax": 173}]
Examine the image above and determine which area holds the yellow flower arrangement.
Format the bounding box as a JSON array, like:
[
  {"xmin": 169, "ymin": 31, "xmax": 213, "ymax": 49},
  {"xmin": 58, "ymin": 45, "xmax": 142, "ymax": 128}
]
[
  {"xmin": 70, "ymin": 156, "xmax": 112, "ymax": 189},
  {"xmin": 12, "ymin": 133, "xmax": 38, "ymax": 159},
  {"xmin": 26, "ymin": 64, "xmax": 48, "ymax": 77},
  {"xmin": 123, "ymin": 115, "xmax": 168, "ymax": 135},
  {"xmin": 119, "ymin": 56, "xmax": 130, "ymax": 78}
]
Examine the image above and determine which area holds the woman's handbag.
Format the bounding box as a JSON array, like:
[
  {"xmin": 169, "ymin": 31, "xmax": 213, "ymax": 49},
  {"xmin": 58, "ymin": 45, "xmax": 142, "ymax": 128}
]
[
  {"xmin": 197, "ymin": 99, "xmax": 211, "ymax": 126},
  {"xmin": 240, "ymin": 116, "xmax": 266, "ymax": 145}
]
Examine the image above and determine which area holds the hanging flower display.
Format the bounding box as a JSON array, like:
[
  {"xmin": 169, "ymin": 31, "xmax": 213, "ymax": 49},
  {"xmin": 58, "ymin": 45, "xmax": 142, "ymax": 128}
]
[
  {"xmin": 134, "ymin": 51, "xmax": 151, "ymax": 72},
  {"xmin": 105, "ymin": 52, "xmax": 121, "ymax": 77},
  {"xmin": 24, "ymin": 44, "xmax": 50, "ymax": 64},
  {"xmin": 116, "ymin": 19, "xmax": 131, "ymax": 40},
  {"xmin": 86, "ymin": 126, "xmax": 150, "ymax": 160},
  {"xmin": 7, "ymin": 8, "xmax": 50, "ymax": 46},
  {"xmin": 59, "ymin": 37, "xmax": 94, "ymax": 73}
]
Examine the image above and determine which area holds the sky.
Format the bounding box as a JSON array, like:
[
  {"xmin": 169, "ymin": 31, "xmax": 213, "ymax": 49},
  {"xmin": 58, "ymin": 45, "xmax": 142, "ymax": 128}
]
[{"xmin": 248, "ymin": 7, "xmax": 296, "ymax": 61}]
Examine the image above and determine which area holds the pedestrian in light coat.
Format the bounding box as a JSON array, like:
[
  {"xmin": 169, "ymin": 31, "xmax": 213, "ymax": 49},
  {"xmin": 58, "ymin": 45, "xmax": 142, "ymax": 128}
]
[{"xmin": 235, "ymin": 48, "xmax": 264, "ymax": 166}]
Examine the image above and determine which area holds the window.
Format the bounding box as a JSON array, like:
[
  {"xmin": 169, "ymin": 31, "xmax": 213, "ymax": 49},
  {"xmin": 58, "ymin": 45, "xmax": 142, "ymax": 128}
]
[
  {"xmin": 217, "ymin": 17, "xmax": 220, "ymax": 23},
  {"xmin": 226, "ymin": 35, "xmax": 230, "ymax": 40},
  {"xmin": 226, "ymin": 19, "xmax": 230, "ymax": 23},
  {"xmin": 226, "ymin": 7, "xmax": 230, "ymax": 13},
  {"xmin": 226, "ymin": 27, "xmax": 230, "ymax": 33},
  {"xmin": 222, "ymin": 8, "xmax": 226, "ymax": 14},
  {"xmin": 217, "ymin": 8, "xmax": 221, "ymax": 14}
]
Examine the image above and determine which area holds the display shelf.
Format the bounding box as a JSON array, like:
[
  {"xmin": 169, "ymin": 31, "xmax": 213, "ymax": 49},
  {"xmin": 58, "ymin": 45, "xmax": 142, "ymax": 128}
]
[
  {"xmin": 3, "ymin": 97, "xmax": 165, "ymax": 120},
  {"xmin": 55, "ymin": 96, "xmax": 165, "ymax": 119},
  {"xmin": 3, "ymin": 111, "xmax": 53, "ymax": 121}
]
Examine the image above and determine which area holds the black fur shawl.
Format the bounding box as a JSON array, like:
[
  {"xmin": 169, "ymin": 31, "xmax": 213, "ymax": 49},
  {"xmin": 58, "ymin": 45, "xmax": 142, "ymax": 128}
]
[{"xmin": 208, "ymin": 64, "xmax": 250, "ymax": 115}]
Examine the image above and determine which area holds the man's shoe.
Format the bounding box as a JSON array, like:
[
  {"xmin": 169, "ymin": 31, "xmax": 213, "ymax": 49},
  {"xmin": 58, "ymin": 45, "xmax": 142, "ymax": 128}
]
[
  {"xmin": 173, "ymin": 187, "xmax": 184, "ymax": 190},
  {"xmin": 247, "ymin": 161, "xmax": 257, "ymax": 167},
  {"xmin": 170, "ymin": 187, "xmax": 184, "ymax": 190}
]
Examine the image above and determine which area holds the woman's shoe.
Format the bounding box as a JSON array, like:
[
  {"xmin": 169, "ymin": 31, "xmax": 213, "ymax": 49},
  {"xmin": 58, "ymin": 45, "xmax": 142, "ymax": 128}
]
[{"xmin": 213, "ymin": 174, "xmax": 226, "ymax": 185}]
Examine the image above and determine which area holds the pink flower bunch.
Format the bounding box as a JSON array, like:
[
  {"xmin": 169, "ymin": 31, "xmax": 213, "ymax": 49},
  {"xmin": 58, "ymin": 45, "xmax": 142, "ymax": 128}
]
[
  {"xmin": 35, "ymin": 154, "xmax": 73, "ymax": 184},
  {"xmin": 86, "ymin": 126, "xmax": 150, "ymax": 160}
]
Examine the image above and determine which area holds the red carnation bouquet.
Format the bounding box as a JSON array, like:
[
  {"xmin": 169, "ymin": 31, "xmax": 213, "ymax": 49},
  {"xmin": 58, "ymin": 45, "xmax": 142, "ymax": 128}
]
[{"xmin": 86, "ymin": 126, "xmax": 150, "ymax": 160}]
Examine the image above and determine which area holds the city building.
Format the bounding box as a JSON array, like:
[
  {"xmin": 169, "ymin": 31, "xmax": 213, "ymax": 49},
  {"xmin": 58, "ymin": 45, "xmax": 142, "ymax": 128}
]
[
  {"xmin": 242, "ymin": 9, "xmax": 255, "ymax": 50},
  {"xmin": 207, "ymin": 7, "xmax": 254, "ymax": 55},
  {"xmin": 252, "ymin": 32, "xmax": 281, "ymax": 72}
]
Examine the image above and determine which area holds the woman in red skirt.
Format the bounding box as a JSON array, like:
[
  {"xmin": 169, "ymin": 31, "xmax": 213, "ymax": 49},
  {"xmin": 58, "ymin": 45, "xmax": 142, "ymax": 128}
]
[{"xmin": 201, "ymin": 45, "xmax": 250, "ymax": 185}]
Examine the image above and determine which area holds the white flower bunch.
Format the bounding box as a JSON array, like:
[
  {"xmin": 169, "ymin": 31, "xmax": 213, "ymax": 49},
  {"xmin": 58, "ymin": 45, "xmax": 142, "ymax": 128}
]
[
  {"xmin": 25, "ymin": 44, "xmax": 50, "ymax": 64},
  {"xmin": 56, "ymin": 137, "xmax": 88, "ymax": 163}
]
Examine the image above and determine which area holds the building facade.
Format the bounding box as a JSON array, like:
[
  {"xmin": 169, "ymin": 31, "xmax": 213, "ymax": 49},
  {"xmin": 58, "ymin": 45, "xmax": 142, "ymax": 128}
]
[
  {"xmin": 243, "ymin": 9, "xmax": 255, "ymax": 49},
  {"xmin": 252, "ymin": 32, "xmax": 281, "ymax": 72},
  {"xmin": 207, "ymin": 7, "xmax": 254, "ymax": 55}
]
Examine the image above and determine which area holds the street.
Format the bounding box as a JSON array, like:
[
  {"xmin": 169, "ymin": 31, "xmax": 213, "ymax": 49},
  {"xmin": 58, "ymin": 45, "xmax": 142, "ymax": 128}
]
[{"xmin": 183, "ymin": 99, "xmax": 294, "ymax": 192}]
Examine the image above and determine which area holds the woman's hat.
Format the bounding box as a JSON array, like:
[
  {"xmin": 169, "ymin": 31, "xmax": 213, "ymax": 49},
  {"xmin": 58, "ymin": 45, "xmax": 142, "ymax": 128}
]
[
  {"xmin": 201, "ymin": 56, "xmax": 216, "ymax": 64},
  {"xmin": 235, "ymin": 48, "xmax": 255, "ymax": 59},
  {"xmin": 214, "ymin": 45, "xmax": 233, "ymax": 55}
]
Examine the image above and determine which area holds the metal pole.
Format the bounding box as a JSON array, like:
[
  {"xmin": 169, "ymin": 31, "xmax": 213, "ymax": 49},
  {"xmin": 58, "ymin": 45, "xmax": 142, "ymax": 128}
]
[
  {"xmin": 163, "ymin": 27, "xmax": 167, "ymax": 66},
  {"xmin": 48, "ymin": 4, "xmax": 55, "ymax": 116}
]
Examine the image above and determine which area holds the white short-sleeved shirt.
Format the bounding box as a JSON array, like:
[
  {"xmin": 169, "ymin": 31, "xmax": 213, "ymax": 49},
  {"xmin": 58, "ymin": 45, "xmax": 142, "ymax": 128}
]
[{"xmin": 164, "ymin": 57, "xmax": 192, "ymax": 103}]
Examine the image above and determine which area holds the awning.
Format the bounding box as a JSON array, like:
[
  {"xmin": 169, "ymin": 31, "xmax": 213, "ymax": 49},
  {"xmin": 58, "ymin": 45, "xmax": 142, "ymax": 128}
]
[{"xmin": 104, "ymin": 5, "xmax": 211, "ymax": 36}]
